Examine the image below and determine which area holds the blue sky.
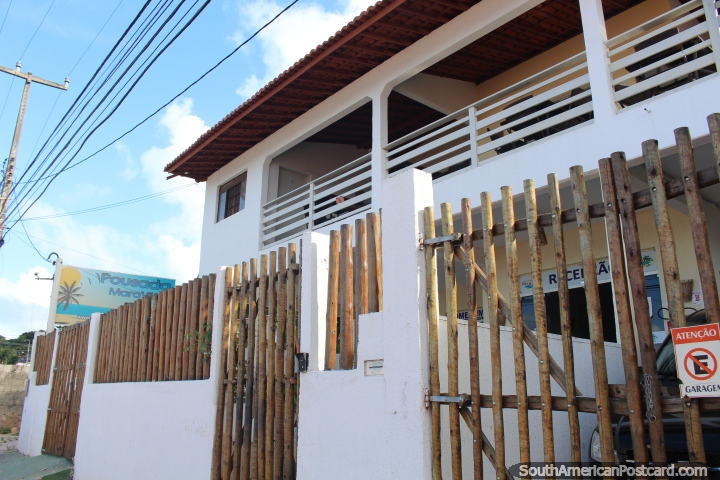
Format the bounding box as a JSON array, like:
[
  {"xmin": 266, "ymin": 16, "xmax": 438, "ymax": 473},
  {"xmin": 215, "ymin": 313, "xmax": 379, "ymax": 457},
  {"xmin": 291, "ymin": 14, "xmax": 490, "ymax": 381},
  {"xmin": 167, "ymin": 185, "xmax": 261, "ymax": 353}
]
[{"xmin": 0, "ymin": 0, "xmax": 372, "ymax": 338}]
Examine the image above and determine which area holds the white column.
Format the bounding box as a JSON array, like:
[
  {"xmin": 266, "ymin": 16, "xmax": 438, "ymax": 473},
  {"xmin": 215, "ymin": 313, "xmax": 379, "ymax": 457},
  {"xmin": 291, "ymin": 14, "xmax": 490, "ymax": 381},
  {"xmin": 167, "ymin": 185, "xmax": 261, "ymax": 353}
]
[
  {"xmin": 380, "ymin": 168, "xmax": 434, "ymax": 480},
  {"xmin": 371, "ymin": 86, "xmax": 391, "ymax": 211},
  {"xmin": 209, "ymin": 267, "xmax": 228, "ymax": 390},
  {"xmin": 580, "ymin": 0, "xmax": 616, "ymax": 122},
  {"xmin": 300, "ymin": 231, "xmax": 330, "ymax": 371},
  {"xmin": 84, "ymin": 314, "xmax": 102, "ymax": 387},
  {"xmin": 46, "ymin": 258, "xmax": 63, "ymax": 330}
]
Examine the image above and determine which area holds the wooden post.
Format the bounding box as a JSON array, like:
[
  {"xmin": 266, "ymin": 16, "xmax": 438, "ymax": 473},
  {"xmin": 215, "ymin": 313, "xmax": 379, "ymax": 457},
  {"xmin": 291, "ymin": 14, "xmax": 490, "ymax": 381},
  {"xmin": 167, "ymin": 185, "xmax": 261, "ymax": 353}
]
[
  {"xmin": 205, "ymin": 274, "xmax": 216, "ymax": 380},
  {"xmin": 441, "ymin": 202, "xmax": 462, "ymax": 480},
  {"xmin": 339, "ymin": 224, "xmax": 355, "ymax": 370},
  {"xmin": 169, "ymin": 285, "xmax": 181, "ymax": 381},
  {"xmin": 325, "ymin": 231, "xmax": 340, "ymax": 370},
  {"xmin": 571, "ymin": 165, "xmax": 618, "ymax": 472},
  {"xmin": 500, "ymin": 186, "xmax": 530, "ymax": 476},
  {"xmin": 273, "ymin": 249, "xmax": 287, "ymax": 480},
  {"xmin": 367, "ymin": 212, "xmax": 382, "ymax": 312},
  {"xmin": 220, "ymin": 267, "xmax": 238, "ymax": 480},
  {"xmin": 241, "ymin": 259, "xmax": 258, "ymax": 480},
  {"xmin": 481, "ymin": 192, "xmax": 505, "ymax": 480},
  {"xmin": 211, "ymin": 268, "xmax": 233, "ymax": 480},
  {"xmin": 147, "ymin": 295, "xmax": 157, "ymax": 381},
  {"xmin": 424, "ymin": 206, "xmax": 443, "ymax": 480},
  {"xmin": 460, "ymin": 199, "xmax": 482, "ymax": 480},
  {"xmin": 196, "ymin": 276, "xmax": 208, "ymax": 380},
  {"xmin": 132, "ymin": 300, "xmax": 142, "ymax": 382},
  {"xmin": 283, "ymin": 244, "xmax": 297, "ymax": 480},
  {"xmin": 676, "ymin": 127, "xmax": 720, "ymax": 323},
  {"xmin": 157, "ymin": 290, "xmax": 172, "ymax": 382},
  {"xmin": 257, "ymin": 256, "xmax": 269, "ymax": 480},
  {"xmin": 643, "ymin": 141, "xmax": 706, "ymax": 465},
  {"xmin": 265, "ymin": 252, "xmax": 277, "ymax": 478},
  {"xmin": 182, "ymin": 281, "xmax": 194, "ymax": 381},
  {"xmin": 523, "ymin": 180, "xmax": 555, "ymax": 471},
  {"xmin": 708, "ymin": 114, "xmax": 720, "ymax": 182},
  {"xmin": 154, "ymin": 291, "xmax": 166, "ymax": 381},
  {"xmin": 123, "ymin": 303, "xmax": 135, "ymax": 382},
  {"xmin": 189, "ymin": 279, "xmax": 201, "ymax": 380},
  {"xmin": 546, "ymin": 174, "xmax": 582, "ymax": 470},
  {"xmin": 355, "ymin": 219, "xmax": 369, "ymax": 363},
  {"xmin": 597, "ymin": 159, "xmax": 649, "ymax": 467},
  {"xmin": 174, "ymin": 284, "xmax": 188, "ymax": 382},
  {"xmin": 164, "ymin": 287, "xmax": 175, "ymax": 381},
  {"xmin": 234, "ymin": 263, "xmax": 249, "ymax": 479},
  {"xmin": 139, "ymin": 299, "xmax": 151, "ymax": 382}
]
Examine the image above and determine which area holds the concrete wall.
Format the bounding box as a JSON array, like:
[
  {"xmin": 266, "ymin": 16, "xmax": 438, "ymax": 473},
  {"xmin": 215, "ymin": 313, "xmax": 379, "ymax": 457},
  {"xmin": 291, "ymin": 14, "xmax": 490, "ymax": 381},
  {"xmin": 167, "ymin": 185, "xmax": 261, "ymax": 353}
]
[
  {"xmin": 297, "ymin": 169, "xmax": 435, "ymax": 479},
  {"xmin": 73, "ymin": 279, "xmax": 224, "ymax": 479},
  {"xmin": 0, "ymin": 364, "xmax": 30, "ymax": 431},
  {"xmin": 18, "ymin": 332, "xmax": 58, "ymax": 457}
]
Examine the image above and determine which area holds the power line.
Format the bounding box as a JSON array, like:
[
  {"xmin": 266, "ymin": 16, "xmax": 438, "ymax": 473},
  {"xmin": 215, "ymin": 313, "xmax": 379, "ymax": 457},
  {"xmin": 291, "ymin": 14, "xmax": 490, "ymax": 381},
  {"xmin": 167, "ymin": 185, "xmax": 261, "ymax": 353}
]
[
  {"xmin": 13, "ymin": 0, "xmax": 300, "ymax": 186},
  {"xmin": 19, "ymin": 221, "xmax": 48, "ymax": 261},
  {"xmin": 20, "ymin": 183, "xmax": 195, "ymax": 221},
  {"xmin": 6, "ymin": 0, "xmax": 196, "ymax": 224},
  {"xmin": 68, "ymin": 0, "xmax": 126, "ymax": 77},
  {"xmin": 0, "ymin": 0, "xmax": 12, "ymax": 39},
  {"xmin": 12, "ymin": 230, "xmax": 151, "ymax": 274},
  {"xmin": 19, "ymin": 0, "xmax": 56, "ymax": 60}
]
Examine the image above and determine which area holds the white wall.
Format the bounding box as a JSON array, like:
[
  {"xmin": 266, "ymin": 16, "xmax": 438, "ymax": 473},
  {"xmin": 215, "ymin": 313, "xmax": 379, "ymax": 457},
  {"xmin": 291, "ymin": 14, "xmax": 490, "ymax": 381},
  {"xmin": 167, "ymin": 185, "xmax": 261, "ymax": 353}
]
[
  {"xmin": 297, "ymin": 169, "xmax": 435, "ymax": 479},
  {"xmin": 73, "ymin": 274, "xmax": 225, "ymax": 480},
  {"xmin": 18, "ymin": 331, "xmax": 58, "ymax": 457},
  {"xmin": 394, "ymin": 73, "xmax": 477, "ymax": 114}
]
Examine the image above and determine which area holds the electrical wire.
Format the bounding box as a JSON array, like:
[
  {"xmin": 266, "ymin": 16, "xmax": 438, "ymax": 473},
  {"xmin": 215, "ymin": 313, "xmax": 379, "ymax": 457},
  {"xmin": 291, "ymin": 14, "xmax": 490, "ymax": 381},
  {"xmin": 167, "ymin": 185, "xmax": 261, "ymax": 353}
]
[
  {"xmin": 12, "ymin": 230, "xmax": 151, "ymax": 274},
  {"xmin": 19, "ymin": 0, "xmax": 56, "ymax": 60},
  {"xmin": 19, "ymin": 221, "xmax": 48, "ymax": 261},
  {"xmin": 0, "ymin": 0, "xmax": 12, "ymax": 39},
  {"xmin": 20, "ymin": 183, "xmax": 195, "ymax": 221},
  {"xmin": 7, "ymin": 0, "xmax": 188, "ymax": 218},
  {"xmin": 12, "ymin": 0, "xmax": 299, "ymax": 188},
  {"xmin": 5, "ymin": 0, "xmax": 210, "ymax": 226},
  {"xmin": 67, "ymin": 0, "xmax": 126, "ymax": 77}
]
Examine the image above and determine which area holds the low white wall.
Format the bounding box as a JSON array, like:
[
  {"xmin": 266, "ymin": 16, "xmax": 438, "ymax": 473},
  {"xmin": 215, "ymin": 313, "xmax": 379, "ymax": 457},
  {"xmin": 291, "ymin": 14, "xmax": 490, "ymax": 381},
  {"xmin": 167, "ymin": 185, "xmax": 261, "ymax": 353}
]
[
  {"xmin": 18, "ymin": 332, "xmax": 58, "ymax": 457},
  {"xmin": 74, "ymin": 277, "xmax": 225, "ymax": 479},
  {"xmin": 17, "ymin": 379, "xmax": 51, "ymax": 456},
  {"xmin": 438, "ymin": 317, "xmax": 625, "ymax": 478},
  {"xmin": 297, "ymin": 169, "xmax": 435, "ymax": 479},
  {"xmin": 297, "ymin": 312, "xmax": 387, "ymax": 480}
]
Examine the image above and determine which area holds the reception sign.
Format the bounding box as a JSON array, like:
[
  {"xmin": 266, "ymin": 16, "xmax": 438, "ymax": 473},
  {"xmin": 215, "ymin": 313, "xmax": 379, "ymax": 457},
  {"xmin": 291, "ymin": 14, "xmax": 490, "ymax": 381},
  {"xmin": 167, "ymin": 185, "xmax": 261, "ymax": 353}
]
[{"xmin": 54, "ymin": 265, "xmax": 175, "ymax": 325}]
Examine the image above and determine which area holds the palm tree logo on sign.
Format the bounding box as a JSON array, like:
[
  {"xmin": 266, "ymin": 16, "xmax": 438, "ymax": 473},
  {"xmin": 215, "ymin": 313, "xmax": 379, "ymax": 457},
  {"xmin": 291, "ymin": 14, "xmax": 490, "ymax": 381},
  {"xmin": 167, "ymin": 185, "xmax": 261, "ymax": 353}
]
[{"xmin": 57, "ymin": 267, "xmax": 84, "ymax": 311}]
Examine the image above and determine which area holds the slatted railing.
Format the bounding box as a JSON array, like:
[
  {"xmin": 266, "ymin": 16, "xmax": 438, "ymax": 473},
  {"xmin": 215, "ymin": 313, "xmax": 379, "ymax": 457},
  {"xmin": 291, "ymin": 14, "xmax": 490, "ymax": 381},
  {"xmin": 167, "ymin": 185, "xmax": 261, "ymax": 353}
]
[
  {"xmin": 261, "ymin": 153, "xmax": 372, "ymax": 247},
  {"xmin": 385, "ymin": 53, "xmax": 592, "ymax": 179},
  {"xmin": 94, "ymin": 276, "xmax": 215, "ymax": 383},
  {"xmin": 608, "ymin": 0, "xmax": 720, "ymax": 108},
  {"xmin": 33, "ymin": 330, "xmax": 55, "ymax": 386}
]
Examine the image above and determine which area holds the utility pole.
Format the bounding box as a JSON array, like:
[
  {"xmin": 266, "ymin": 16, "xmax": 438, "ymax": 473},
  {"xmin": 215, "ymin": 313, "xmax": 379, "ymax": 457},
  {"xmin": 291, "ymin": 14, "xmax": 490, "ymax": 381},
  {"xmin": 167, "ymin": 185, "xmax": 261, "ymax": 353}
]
[{"xmin": 0, "ymin": 61, "xmax": 68, "ymax": 244}]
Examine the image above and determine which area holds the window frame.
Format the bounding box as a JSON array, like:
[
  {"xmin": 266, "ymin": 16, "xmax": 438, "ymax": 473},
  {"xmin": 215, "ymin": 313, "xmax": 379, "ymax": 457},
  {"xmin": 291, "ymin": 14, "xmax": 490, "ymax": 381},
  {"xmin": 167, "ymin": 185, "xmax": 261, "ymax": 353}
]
[{"xmin": 216, "ymin": 172, "xmax": 247, "ymax": 222}]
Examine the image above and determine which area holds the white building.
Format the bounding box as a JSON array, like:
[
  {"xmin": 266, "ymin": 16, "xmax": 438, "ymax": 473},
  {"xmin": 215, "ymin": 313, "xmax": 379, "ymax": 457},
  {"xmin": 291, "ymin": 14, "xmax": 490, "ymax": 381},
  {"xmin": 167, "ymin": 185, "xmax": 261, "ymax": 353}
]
[{"xmin": 167, "ymin": 0, "xmax": 720, "ymax": 349}]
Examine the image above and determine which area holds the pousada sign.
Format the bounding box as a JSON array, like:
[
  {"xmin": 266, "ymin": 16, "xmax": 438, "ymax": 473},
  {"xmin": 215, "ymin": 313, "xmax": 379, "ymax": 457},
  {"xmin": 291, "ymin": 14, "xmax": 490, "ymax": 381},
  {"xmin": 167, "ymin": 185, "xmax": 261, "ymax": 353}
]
[{"xmin": 53, "ymin": 264, "xmax": 175, "ymax": 326}]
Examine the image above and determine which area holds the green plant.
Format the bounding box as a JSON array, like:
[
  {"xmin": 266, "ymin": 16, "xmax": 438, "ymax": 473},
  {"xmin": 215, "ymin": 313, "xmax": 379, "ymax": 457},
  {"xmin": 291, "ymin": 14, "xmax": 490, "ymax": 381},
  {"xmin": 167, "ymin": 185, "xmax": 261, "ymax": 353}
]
[
  {"xmin": 184, "ymin": 322, "xmax": 212, "ymax": 357},
  {"xmin": 0, "ymin": 427, "xmax": 10, "ymax": 434}
]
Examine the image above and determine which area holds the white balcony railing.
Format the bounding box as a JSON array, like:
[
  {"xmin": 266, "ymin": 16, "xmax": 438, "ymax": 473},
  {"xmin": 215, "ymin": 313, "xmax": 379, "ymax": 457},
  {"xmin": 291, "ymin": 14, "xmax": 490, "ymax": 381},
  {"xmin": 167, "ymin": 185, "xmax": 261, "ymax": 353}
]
[
  {"xmin": 385, "ymin": 53, "xmax": 593, "ymax": 179},
  {"xmin": 607, "ymin": 0, "xmax": 719, "ymax": 109},
  {"xmin": 261, "ymin": 153, "xmax": 372, "ymax": 247}
]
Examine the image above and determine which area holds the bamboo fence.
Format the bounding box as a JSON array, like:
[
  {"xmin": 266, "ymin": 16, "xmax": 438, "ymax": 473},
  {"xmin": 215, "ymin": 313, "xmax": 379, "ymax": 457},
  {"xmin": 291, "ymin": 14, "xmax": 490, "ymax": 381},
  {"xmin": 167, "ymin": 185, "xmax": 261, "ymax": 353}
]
[
  {"xmin": 33, "ymin": 330, "xmax": 55, "ymax": 386},
  {"xmin": 325, "ymin": 211, "xmax": 383, "ymax": 370},
  {"xmin": 43, "ymin": 321, "xmax": 90, "ymax": 460},
  {"xmin": 424, "ymin": 114, "xmax": 720, "ymax": 479},
  {"xmin": 94, "ymin": 275, "xmax": 215, "ymax": 383},
  {"xmin": 211, "ymin": 244, "xmax": 301, "ymax": 480}
]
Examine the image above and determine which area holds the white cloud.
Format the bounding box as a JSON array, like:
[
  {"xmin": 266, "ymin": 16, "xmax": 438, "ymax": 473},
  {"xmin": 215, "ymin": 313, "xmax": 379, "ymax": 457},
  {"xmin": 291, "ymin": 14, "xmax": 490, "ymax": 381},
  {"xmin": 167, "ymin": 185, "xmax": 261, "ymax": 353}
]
[
  {"xmin": 233, "ymin": 0, "xmax": 371, "ymax": 100},
  {"xmin": 115, "ymin": 140, "xmax": 138, "ymax": 180},
  {"xmin": 0, "ymin": 266, "xmax": 52, "ymax": 338}
]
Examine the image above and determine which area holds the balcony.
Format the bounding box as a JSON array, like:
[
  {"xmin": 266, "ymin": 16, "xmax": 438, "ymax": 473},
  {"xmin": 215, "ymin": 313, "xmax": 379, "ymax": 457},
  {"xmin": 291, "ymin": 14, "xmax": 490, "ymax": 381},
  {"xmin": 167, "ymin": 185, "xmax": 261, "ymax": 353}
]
[
  {"xmin": 384, "ymin": 0, "xmax": 720, "ymax": 180},
  {"xmin": 261, "ymin": 153, "xmax": 372, "ymax": 247}
]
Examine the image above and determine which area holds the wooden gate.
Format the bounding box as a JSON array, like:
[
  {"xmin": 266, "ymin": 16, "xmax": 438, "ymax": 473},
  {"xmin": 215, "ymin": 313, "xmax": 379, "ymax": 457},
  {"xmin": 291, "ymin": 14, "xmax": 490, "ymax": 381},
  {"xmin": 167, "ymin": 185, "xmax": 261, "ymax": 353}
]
[
  {"xmin": 43, "ymin": 321, "xmax": 90, "ymax": 460},
  {"xmin": 212, "ymin": 244, "xmax": 301, "ymax": 480},
  {"xmin": 425, "ymin": 114, "xmax": 720, "ymax": 478}
]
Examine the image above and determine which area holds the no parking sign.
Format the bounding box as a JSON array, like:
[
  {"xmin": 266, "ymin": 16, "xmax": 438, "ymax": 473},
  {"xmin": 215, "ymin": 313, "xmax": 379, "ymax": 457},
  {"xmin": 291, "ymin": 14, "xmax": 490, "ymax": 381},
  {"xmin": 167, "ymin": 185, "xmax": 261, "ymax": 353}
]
[{"xmin": 672, "ymin": 323, "xmax": 720, "ymax": 397}]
